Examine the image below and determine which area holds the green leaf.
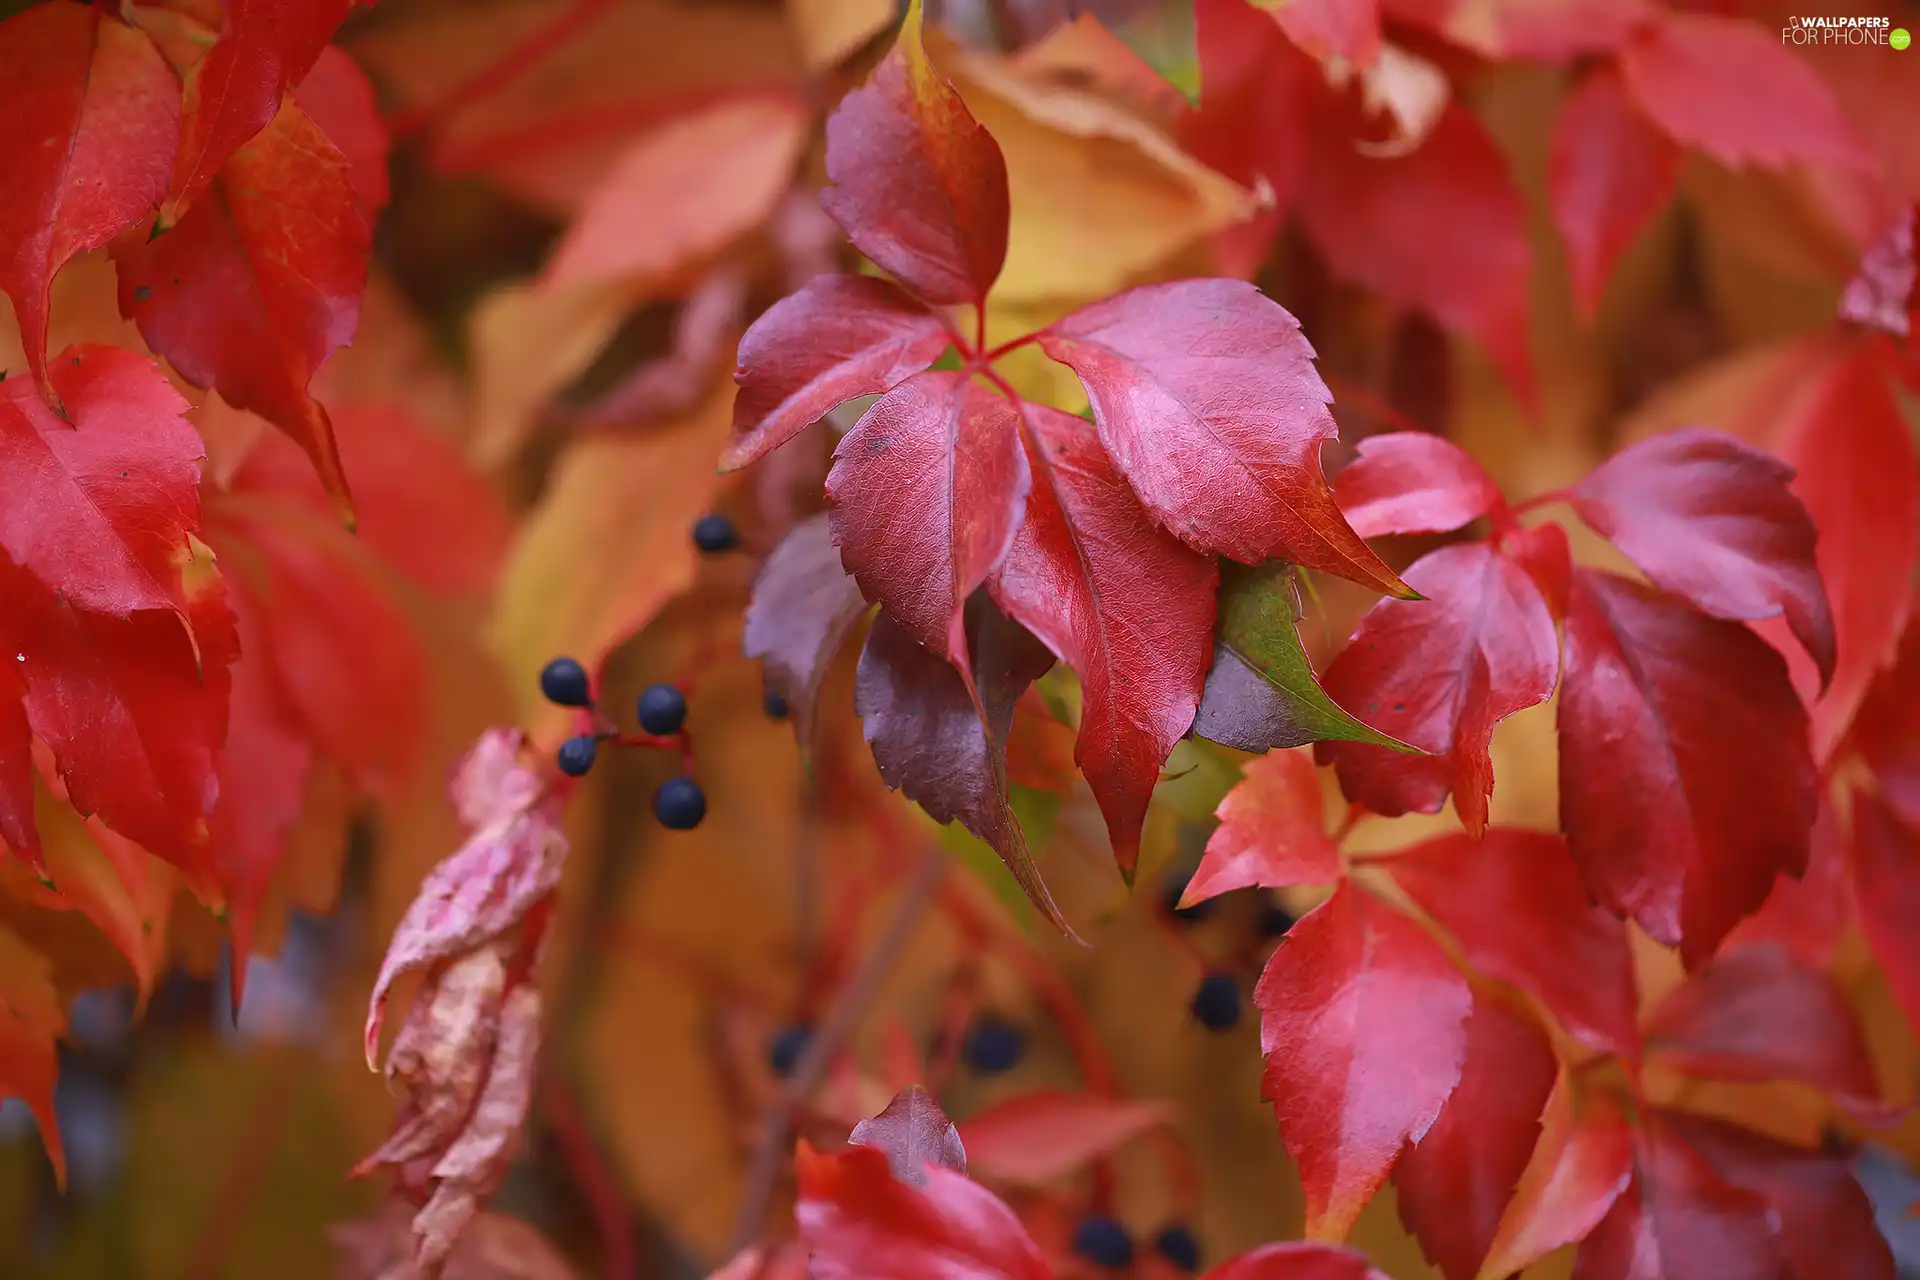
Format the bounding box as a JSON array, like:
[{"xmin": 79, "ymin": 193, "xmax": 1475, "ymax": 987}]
[
  {"xmin": 940, "ymin": 789, "xmax": 1058, "ymax": 937},
  {"xmin": 1192, "ymin": 561, "xmax": 1420, "ymax": 753}
]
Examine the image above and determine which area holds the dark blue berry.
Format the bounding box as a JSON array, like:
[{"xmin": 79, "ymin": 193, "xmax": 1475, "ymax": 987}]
[
  {"xmin": 764, "ymin": 689, "xmax": 790, "ymax": 720},
  {"xmin": 556, "ymin": 735, "xmax": 597, "ymax": 777},
  {"xmin": 1071, "ymin": 1216, "xmax": 1134, "ymax": 1270},
  {"xmin": 636, "ymin": 682, "xmax": 688, "ymax": 735},
  {"xmin": 692, "ymin": 513, "xmax": 738, "ymax": 553},
  {"xmin": 768, "ymin": 1023, "xmax": 811, "ymax": 1076},
  {"xmin": 653, "ymin": 775, "xmax": 707, "ymax": 830},
  {"xmin": 1155, "ymin": 1223, "xmax": 1202, "ymax": 1272},
  {"xmin": 539, "ymin": 656, "xmax": 592, "ymax": 707},
  {"xmin": 1259, "ymin": 900, "xmax": 1297, "ymax": 938},
  {"xmin": 1163, "ymin": 866, "xmax": 1217, "ymax": 923},
  {"xmin": 961, "ymin": 1017, "xmax": 1025, "ymax": 1074},
  {"xmin": 1190, "ymin": 972, "xmax": 1240, "ymax": 1031}
]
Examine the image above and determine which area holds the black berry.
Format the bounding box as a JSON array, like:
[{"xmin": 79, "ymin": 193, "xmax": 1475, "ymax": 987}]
[
  {"xmin": 556, "ymin": 735, "xmax": 597, "ymax": 777},
  {"xmin": 1155, "ymin": 1223, "xmax": 1202, "ymax": 1272},
  {"xmin": 538, "ymin": 656, "xmax": 592, "ymax": 707},
  {"xmin": 1071, "ymin": 1215, "xmax": 1134, "ymax": 1270},
  {"xmin": 1259, "ymin": 900, "xmax": 1297, "ymax": 938},
  {"xmin": 763, "ymin": 689, "xmax": 790, "ymax": 720},
  {"xmin": 768, "ymin": 1023, "xmax": 811, "ymax": 1076},
  {"xmin": 692, "ymin": 513, "xmax": 738, "ymax": 553},
  {"xmin": 653, "ymin": 775, "xmax": 707, "ymax": 830},
  {"xmin": 636, "ymin": 682, "xmax": 688, "ymax": 735},
  {"xmin": 1163, "ymin": 866, "xmax": 1217, "ymax": 924},
  {"xmin": 1190, "ymin": 972, "xmax": 1240, "ymax": 1032},
  {"xmin": 961, "ymin": 1017, "xmax": 1025, "ymax": 1074}
]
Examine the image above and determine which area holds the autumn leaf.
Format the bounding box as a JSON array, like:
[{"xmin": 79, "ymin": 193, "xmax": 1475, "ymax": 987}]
[
  {"xmin": 1390, "ymin": 827, "xmax": 1638, "ymax": 1058},
  {"xmin": 957, "ymin": 1089, "xmax": 1165, "ymax": 1185},
  {"xmin": 1479, "ymin": 1084, "xmax": 1634, "ymax": 1278},
  {"xmin": 1378, "ymin": 0, "xmax": 1641, "ymax": 62},
  {"xmin": 1255, "ymin": 879, "xmax": 1470, "ymax": 1242},
  {"xmin": 1201, "ymin": 1243, "xmax": 1395, "ymax": 1280},
  {"xmin": 1037, "ymin": 278, "xmax": 1412, "ymax": 596},
  {"xmin": 1848, "ymin": 789, "xmax": 1920, "ymax": 1034},
  {"xmin": 0, "ymin": 926, "xmax": 64, "ymax": 1188},
  {"xmin": 118, "ymin": 94, "xmax": 370, "ymax": 521},
  {"xmin": 744, "ymin": 513, "xmax": 873, "ymax": 740},
  {"xmin": 1722, "ymin": 793, "xmax": 1850, "ymax": 969},
  {"xmin": 292, "ymin": 46, "xmax": 392, "ymax": 220},
  {"xmin": 827, "ymin": 372, "xmax": 1030, "ymax": 692},
  {"xmin": 0, "ymin": 3, "xmax": 178, "ymax": 407},
  {"xmin": 1547, "ymin": 67, "xmax": 1681, "ymax": 319},
  {"xmin": 848, "ymin": 1085, "xmax": 968, "ymax": 1186},
  {"xmin": 1259, "ymin": 0, "xmax": 1381, "ymax": 67},
  {"xmin": 1318, "ymin": 541, "xmax": 1560, "ymax": 838},
  {"xmin": 1184, "ymin": 749, "xmax": 1342, "ymax": 904},
  {"xmin": 1557, "ymin": 568, "xmax": 1816, "ymax": 967},
  {"xmin": 989, "ymin": 399, "xmax": 1218, "ymax": 877},
  {"xmin": 1330, "ymin": 431, "xmax": 1503, "ymax": 540},
  {"xmin": 1569, "ymin": 428, "xmax": 1836, "ymax": 687},
  {"xmin": 822, "ymin": 0, "xmax": 1010, "ymax": 308}
]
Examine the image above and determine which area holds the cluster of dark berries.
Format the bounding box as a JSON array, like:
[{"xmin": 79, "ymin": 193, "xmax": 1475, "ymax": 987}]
[
  {"xmin": 537, "ymin": 656, "xmax": 707, "ymax": 831},
  {"xmin": 1072, "ymin": 1217, "xmax": 1202, "ymax": 1273}
]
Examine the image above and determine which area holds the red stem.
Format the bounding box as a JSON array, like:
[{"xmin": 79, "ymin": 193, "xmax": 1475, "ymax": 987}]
[
  {"xmin": 386, "ymin": 0, "xmax": 621, "ymax": 141},
  {"xmin": 542, "ymin": 1073, "xmax": 639, "ymax": 1280},
  {"xmin": 979, "ymin": 332, "xmax": 1039, "ymax": 364},
  {"xmin": 1507, "ymin": 488, "xmax": 1570, "ymax": 519}
]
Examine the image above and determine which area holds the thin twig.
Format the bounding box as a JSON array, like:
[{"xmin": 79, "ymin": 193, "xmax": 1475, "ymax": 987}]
[
  {"xmin": 726, "ymin": 842, "xmax": 949, "ymax": 1254},
  {"xmin": 542, "ymin": 1073, "xmax": 638, "ymax": 1280}
]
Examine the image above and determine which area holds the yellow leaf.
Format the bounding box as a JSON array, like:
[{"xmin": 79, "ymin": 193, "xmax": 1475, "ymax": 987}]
[{"xmin": 466, "ymin": 277, "xmax": 637, "ymax": 471}]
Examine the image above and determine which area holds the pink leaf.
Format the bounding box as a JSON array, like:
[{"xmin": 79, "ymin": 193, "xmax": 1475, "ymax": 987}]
[
  {"xmin": 1186, "ymin": 749, "xmax": 1341, "ymax": 904},
  {"xmin": 850, "ymin": 1086, "xmax": 969, "ymax": 1187},
  {"xmin": 1331, "ymin": 431, "xmax": 1504, "ymax": 540},
  {"xmin": 958, "ymin": 1090, "xmax": 1165, "ymax": 1186},
  {"xmin": 1548, "ymin": 66, "xmax": 1681, "ymax": 318}
]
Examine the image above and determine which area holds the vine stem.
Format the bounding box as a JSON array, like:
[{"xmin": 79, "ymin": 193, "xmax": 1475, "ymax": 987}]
[
  {"xmin": 725, "ymin": 841, "xmax": 949, "ymax": 1255},
  {"xmin": 541, "ymin": 1073, "xmax": 638, "ymax": 1280},
  {"xmin": 385, "ymin": 0, "xmax": 619, "ymax": 142},
  {"xmin": 186, "ymin": 1049, "xmax": 304, "ymax": 1278}
]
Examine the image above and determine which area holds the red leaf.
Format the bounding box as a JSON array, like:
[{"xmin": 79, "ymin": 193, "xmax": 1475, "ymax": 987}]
[
  {"xmin": 1838, "ymin": 210, "xmax": 1915, "ymax": 340},
  {"xmin": 118, "ymin": 96, "xmax": 368, "ymax": 521},
  {"xmin": 164, "ymin": 0, "xmax": 355, "ymax": 220},
  {"xmin": 1200, "ymin": 1242, "xmax": 1392, "ymax": 1280},
  {"xmin": 291, "ymin": 45, "xmax": 391, "ymax": 219},
  {"xmin": 1376, "ymin": 0, "xmax": 1646, "ymax": 62},
  {"xmin": 1390, "ymin": 827, "xmax": 1639, "ymax": 1058},
  {"xmin": 1573, "ymin": 1119, "xmax": 1789, "ymax": 1280},
  {"xmin": 1255, "ymin": 880, "xmax": 1471, "ymax": 1242},
  {"xmin": 745, "ymin": 513, "xmax": 872, "ymax": 739},
  {"xmin": 820, "ymin": 2, "xmax": 1009, "ymax": 306},
  {"xmin": 1185, "ymin": 749, "xmax": 1341, "ymax": 904},
  {"xmin": 1037, "ymin": 279, "xmax": 1408, "ymax": 595},
  {"xmin": 856, "ymin": 601, "xmax": 1070, "ymax": 933},
  {"xmin": 850, "ymin": 1086, "xmax": 968, "ymax": 1187},
  {"xmin": 1330, "ymin": 431, "xmax": 1504, "ymax": 540},
  {"xmin": 1318, "ymin": 542, "xmax": 1559, "ymax": 837},
  {"xmin": 1571, "ymin": 428, "xmax": 1836, "ymax": 687},
  {"xmin": 1394, "ymin": 991, "xmax": 1558, "ymax": 1280},
  {"xmin": 794, "ymin": 1142, "xmax": 1052, "ymax": 1280},
  {"xmin": 1480, "ymin": 1085, "xmax": 1634, "ymax": 1277},
  {"xmin": 1851, "ymin": 789, "xmax": 1920, "ymax": 1035},
  {"xmin": 726, "ymin": 274, "xmax": 951, "ymax": 471},
  {"xmin": 1547, "ymin": 66, "xmax": 1681, "ymax": 318},
  {"xmin": 1617, "ymin": 13, "xmax": 1868, "ymax": 172},
  {"xmin": 1299, "ymin": 103, "xmax": 1534, "ymax": 411},
  {"xmin": 0, "ymin": 3, "xmax": 177, "ymax": 405},
  {"xmin": 0, "ymin": 930, "xmax": 65, "ymax": 1189},
  {"xmin": 0, "ymin": 345, "xmax": 203, "ymax": 615},
  {"xmin": 989, "ymin": 400, "xmax": 1218, "ymax": 876},
  {"xmin": 1558, "ymin": 569, "xmax": 1817, "ymax": 966},
  {"xmin": 958, "ymin": 1089, "xmax": 1165, "ymax": 1186},
  {"xmin": 0, "ymin": 669, "xmax": 31, "ymax": 863},
  {"xmin": 1662, "ymin": 1110, "xmax": 1895, "ymax": 1280},
  {"xmin": 1854, "ymin": 621, "xmax": 1920, "ymax": 828},
  {"xmin": 1645, "ymin": 943, "xmax": 1886, "ymax": 1120},
  {"xmin": 1723, "ymin": 793, "xmax": 1850, "ymax": 970},
  {"xmin": 1270, "ymin": 0, "xmax": 1380, "ymax": 67},
  {"xmin": 827, "ymin": 372, "xmax": 1029, "ymax": 691}
]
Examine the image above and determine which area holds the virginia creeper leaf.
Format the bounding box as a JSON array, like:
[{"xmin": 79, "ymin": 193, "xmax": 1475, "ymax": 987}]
[
  {"xmin": 1547, "ymin": 67, "xmax": 1681, "ymax": 319},
  {"xmin": 0, "ymin": 3, "xmax": 177, "ymax": 406},
  {"xmin": 1331, "ymin": 431, "xmax": 1504, "ymax": 540},
  {"xmin": 1480, "ymin": 1085, "xmax": 1634, "ymax": 1278},
  {"xmin": 1255, "ymin": 879, "xmax": 1471, "ymax": 1242},
  {"xmin": 989, "ymin": 400, "xmax": 1218, "ymax": 878},
  {"xmin": 0, "ymin": 345, "xmax": 203, "ymax": 616},
  {"xmin": 794, "ymin": 1142, "xmax": 1052, "ymax": 1280},
  {"xmin": 850, "ymin": 1086, "xmax": 968, "ymax": 1187},
  {"xmin": 1644, "ymin": 943, "xmax": 1885, "ymax": 1121},
  {"xmin": 1389, "ymin": 827, "xmax": 1639, "ymax": 1058},
  {"xmin": 1557, "ymin": 568, "xmax": 1817, "ymax": 967},
  {"xmin": 0, "ymin": 927, "xmax": 65, "ymax": 1188},
  {"xmin": 1723, "ymin": 793, "xmax": 1849, "ymax": 969},
  {"xmin": 1854, "ymin": 620, "xmax": 1920, "ymax": 827},
  {"xmin": 957, "ymin": 1090, "xmax": 1165, "ymax": 1186},
  {"xmin": 855, "ymin": 602, "xmax": 1071, "ymax": 934},
  {"xmin": 1185, "ymin": 749, "xmax": 1342, "ymax": 904},
  {"xmin": 1191, "ymin": 561, "xmax": 1412, "ymax": 754},
  {"xmin": 1573, "ymin": 1119, "xmax": 1790, "ymax": 1280},
  {"xmin": 820, "ymin": 0, "xmax": 1010, "ymax": 306},
  {"xmin": 1617, "ymin": 13, "xmax": 1868, "ymax": 172},
  {"xmin": 1299, "ymin": 103, "xmax": 1534, "ymax": 411},
  {"xmin": 1849, "ymin": 789, "xmax": 1920, "ymax": 1035},
  {"xmin": 1662, "ymin": 1110, "xmax": 1895, "ymax": 1280},
  {"xmin": 744, "ymin": 513, "xmax": 873, "ymax": 740},
  {"xmin": 828, "ymin": 371, "xmax": 1030, "ymax": 692},
  {"xmin": 1376, "ymin": 0, "xmax": 1643, "ymax": 63},
  {"xmin": 1259, "ymin": 0, "xmax": 1382, "ymax": 67},
  {"xmin": 164, "ymin": 0, "xmax": 356, "ymax": 221},
  {"xmin": 1394, "ymin": 990, "xmax": 1557, "ymax": 1280},
  {"xmin": 1036, "ymin": 278, "xmax": 1412, "ymax": 596},
  {"xmin": 1570, "ymin": 428, "xmax": 1836, "ymax": 687},
  {"xmin": 1318, "ymin": 542, "xmax": 1559, "ymax": 837},
  {"xmin": 1201, "ymin": 1242, "xmax": 1394, "ymax": 1280},
  {"xmin": 118, "ymin": 97, "xmax": 368, "ymax": 521},
  {"xmin": 292, "ymin": 46, "xmax": 391, "ymax": 219},
  {"xmin": 0, "ymin": 668, "xmax": 30, "ymax": 863},
  {"xmin": 726, "ymin": 274, "xmax": 950, "ymax": 471}
]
